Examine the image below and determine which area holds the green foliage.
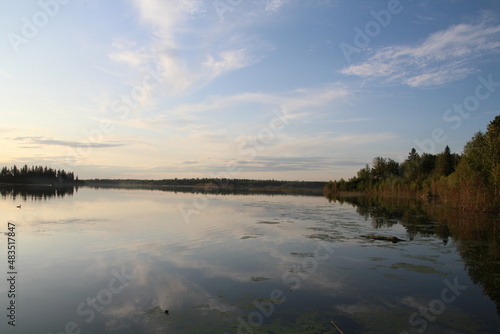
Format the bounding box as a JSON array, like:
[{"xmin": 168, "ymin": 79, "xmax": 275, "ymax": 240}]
[
  {"xmin": 440, "ymin": 115, "xmax": 500, "ymax": 212},
  {"xmin": 324, "ymin": 116, "xmax": 499, "ymax": 213},
  {"xmin": 434, "ymin": 145, "xmax": 455, "ymax": 177}
]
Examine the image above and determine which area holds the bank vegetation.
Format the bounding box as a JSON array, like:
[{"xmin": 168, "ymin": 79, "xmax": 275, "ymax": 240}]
[{"xmin": 324, "ymin": 116, "xmax": 500, "ymax": 213}]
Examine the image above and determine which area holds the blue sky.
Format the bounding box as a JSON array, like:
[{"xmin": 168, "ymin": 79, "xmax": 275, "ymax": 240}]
[{"xmin": 1, "ymin": 0, "xmax": 499, "ymax": 181}]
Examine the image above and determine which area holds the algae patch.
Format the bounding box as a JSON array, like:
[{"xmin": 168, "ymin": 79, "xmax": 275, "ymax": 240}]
[
  {"xmin": 390, "ymin": 262, "xmax": 443, "ymax": 274},
  {"xmin": 256, "ymin": 220, "xmax": 280, "ymax": 225},
  {"xmin": 290, "ymin": 252, "xmax": 315, "ymax": 258},
  {"xmin": 251, "ymin": 276, "xmax": 270, "ymax": 282}
]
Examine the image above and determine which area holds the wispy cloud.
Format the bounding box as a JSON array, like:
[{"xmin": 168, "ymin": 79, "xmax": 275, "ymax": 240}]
[
  {"xmin": 109, "ymin": 156, "xmax": 368, "ymax": 175},
  {"xmin": 107, "ymin": 0, "xmax": 276, "ymax": 96},
  {"xmin": 266, "ymin": 132, "xmax": 398, "ymax": 157},
  {"xmin": 340, "ymin": 20, "xmax": 500, "ymax": 87},
  {"xmin": 108, "ymin": 39, "xmax": 152, "ymax": 68},
  {"xmin": 98, "ymin": 83, "xmax": 353, "ymax": 132},
  {"xmin": 201, "ymin": 35, "xmax": 274, "ymax": 83},
  {"xmin": 231, "ymin": 156, "xmax": 367, "ymax": 172},
  {"xmin": 326, "ymin": 118, "xmax": 371, "ymax": 124},
  {"xmin": 264, "ymin": 0, "xmax": 289, "ymax": 12},
  {"xmin": 14, "ymin": 137, "xmax": 126, "ymax": 148}
]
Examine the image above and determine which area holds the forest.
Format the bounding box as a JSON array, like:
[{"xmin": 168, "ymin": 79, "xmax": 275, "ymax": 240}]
[
  {"xmin": 0, "ymin": 165, "xmax": 81, "ymax": 185},
  {"xmin": 324, "ymin": 115, "xmax": 500, "ymax": 213},
  {"xmin": 84, "ymin": 178, "xmax": 325, "ymax": 192}
]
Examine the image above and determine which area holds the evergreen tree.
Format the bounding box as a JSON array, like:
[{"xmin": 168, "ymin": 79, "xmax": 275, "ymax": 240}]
[
  {"xmin": 403, "ymin": 148, "xmax": 421, "ymax": 181},
  {"xmin": 434, "ymin": 145, "xmax": 454, "ymax": 177}
]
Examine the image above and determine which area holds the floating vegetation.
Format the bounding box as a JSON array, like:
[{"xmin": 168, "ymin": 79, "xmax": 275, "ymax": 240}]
[
  {"xmin": 307, "ymin": 227, "xmax": 334, "ymax": 232},
  {"xmin": 307, "ymin": 233, "xmax": 339, "ymax": 242},
  {"xmin": 251, "ymin": 276, "xmax": 270, "ymax": 282},
  {"xmin": 290, "ymin": 252, "xmax": 315, "ymax": 258},
  {"xmin": 241, "ymin": 235, "xmax": 257, "ymax": 239},
  {"xmin": 361, "ymin": 234, "xmax": 406, "ymax": 243},
  {"xmin": 256, "ymin": 220, "xmax": 280, "ymax": 224},
  {"xmin": 389, "ymin": 262, "xmax": 443, "ymax": 274},
  {"xmin": 402, "ymin": 254, "xmax": 441, "ymax": 264}
]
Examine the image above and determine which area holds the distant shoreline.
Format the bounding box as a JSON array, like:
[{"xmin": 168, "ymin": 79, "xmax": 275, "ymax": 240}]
[
  {"xmin": 1, "ymin": 178, "xmax": 326, "ymax": 194},
  {"xmin": 82, "ymin": 178, "xmax": 326, "ymax": 192}
]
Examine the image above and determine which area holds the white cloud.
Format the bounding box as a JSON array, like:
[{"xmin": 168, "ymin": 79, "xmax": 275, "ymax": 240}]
[
  {"xmin": 106, "ymin": 0, "xmax": 204, "ymax": 95},
  {"xmin": 107, "ymin": 0, "xmax": 275, "ymax": 96},
  {"xmin": 100, "ymin": 83, "xmax": 352, "ymax": 133},
  {"xmin": 285, "ymin": 84, "xmax": 351, "ymax": 112},
  {"xmin": 340, "ymin": 21, "xmax": 500, "ymax": 87},
  {"xmin": 202, "ymin": 47, "xmax": 261, "ymax": 82},
  {"xmin": 264, "ymin": 0, "xmax": 289, "ymax": 12},
  {"xmin": 403, "ymin": 63, "xmax": 473, "ymax": 87},
  {"xmin": 79, "ymin": 82, "xmax": 362, "ymax": 175},
  {"xmin": 108, "ymin": 39, "xmax": 151, "ymax": 67},
  {"xmin": 132, "ymin": 0, "xmax": 203, "ymax": 49}
]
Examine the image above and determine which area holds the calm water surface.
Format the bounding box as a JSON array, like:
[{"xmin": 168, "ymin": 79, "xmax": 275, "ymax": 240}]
[{"xmin": 0, "ymin": 187, "xmax": 499, "ymax": 333}]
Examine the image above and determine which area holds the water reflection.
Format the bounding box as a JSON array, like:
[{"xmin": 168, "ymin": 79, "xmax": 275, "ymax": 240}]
[
  {"xmin": 329, "ymin": 194, "xmax": 500, "ymax": 316},
  {"xmin": 425, "ymin": 205, "xmax": 500, "ymax": 315},
  {"xmin": 85, "ymin": 184, "xmax": 324, "ymax": 197},
  {"xmin": 332, "ymin": 195, "xmax": 452, "ymax": 243},
  {"xmin": 0, "ymin": 187, "xmax": 498, "ymax": 333},
  {"xmin": 0, "ymin": 184, "xmax": 78, "ymax": 200}
]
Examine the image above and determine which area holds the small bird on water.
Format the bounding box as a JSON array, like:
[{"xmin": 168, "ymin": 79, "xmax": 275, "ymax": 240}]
[
  {"xmin": 16, "ymin": 205, "xmax": 21, "ymax": 209},
  {"xmin": 165, "ymin": 310, "xmax": 169, "ymax": 315}
]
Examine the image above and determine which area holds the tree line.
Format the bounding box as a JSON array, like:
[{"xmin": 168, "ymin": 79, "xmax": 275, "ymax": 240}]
[
  {"xmin": 324, "ymin": 115, "xmax": 500, "ymax": 213},
  {"xmin": 85, "ymin": 178, "xmax": 325, "ymax": 191},
  {"xmin": 0, "ymin": 165, "xmax": 81, "ymax": 185}
]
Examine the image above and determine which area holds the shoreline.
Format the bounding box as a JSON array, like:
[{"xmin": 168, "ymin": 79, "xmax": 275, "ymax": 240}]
[{"xmin": 324, "ymin": 189, "xmax": 499, "ymax": 214}]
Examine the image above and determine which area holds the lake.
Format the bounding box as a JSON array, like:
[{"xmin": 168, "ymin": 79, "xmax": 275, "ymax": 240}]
[{"xmin": 0, "ymin": 186, "xmax": 499, "ymax": 333}]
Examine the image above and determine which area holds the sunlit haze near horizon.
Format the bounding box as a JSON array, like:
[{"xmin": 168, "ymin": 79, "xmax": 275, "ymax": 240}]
[{"xmin": 1, "ymin": 0, "xmax": 499, "ymax": 180}]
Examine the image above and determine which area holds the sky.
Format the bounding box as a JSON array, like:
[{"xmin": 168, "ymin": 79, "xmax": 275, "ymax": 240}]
[{"xmin": 1, "ymin": 0, "xmax": 499, "ymax": 181}]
